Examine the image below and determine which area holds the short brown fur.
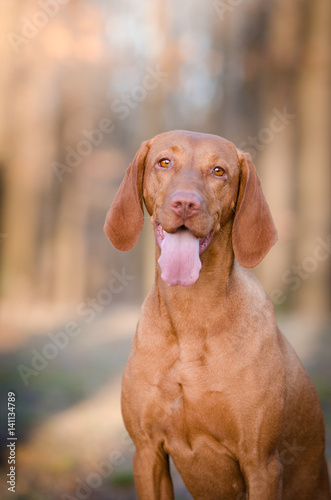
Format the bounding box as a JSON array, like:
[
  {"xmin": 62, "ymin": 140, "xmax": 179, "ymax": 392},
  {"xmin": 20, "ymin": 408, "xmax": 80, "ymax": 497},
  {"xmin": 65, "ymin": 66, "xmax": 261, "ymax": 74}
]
[{"xmin": 104, "ymin": 130, "xmax": 330, "ymax": 499}]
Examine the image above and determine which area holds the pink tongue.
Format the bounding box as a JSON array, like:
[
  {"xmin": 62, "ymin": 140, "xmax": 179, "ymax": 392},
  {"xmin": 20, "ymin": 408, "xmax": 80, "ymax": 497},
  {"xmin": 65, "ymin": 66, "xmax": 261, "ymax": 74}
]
[{"xmin": 158, "ymin": 229, "xmax": 202, "ymax": 286}]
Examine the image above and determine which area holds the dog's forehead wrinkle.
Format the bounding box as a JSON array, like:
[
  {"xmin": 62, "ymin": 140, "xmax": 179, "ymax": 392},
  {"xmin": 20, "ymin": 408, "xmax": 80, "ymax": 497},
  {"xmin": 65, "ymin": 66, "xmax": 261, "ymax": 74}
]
[{"xmin": 170, "ymin": 144, "xmax": 181, "ymax": 154}]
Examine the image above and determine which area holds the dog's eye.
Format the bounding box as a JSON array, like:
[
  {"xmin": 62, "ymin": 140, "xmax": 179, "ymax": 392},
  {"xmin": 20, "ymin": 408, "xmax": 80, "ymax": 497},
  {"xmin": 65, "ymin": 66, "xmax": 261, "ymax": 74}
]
[
  {"xmin": 159, "ymin": 158, "xmax": 171, "ymax": 168},
  {"xmin": 213, "ymin": 166, "xmax": 225, "ymax": 177}
]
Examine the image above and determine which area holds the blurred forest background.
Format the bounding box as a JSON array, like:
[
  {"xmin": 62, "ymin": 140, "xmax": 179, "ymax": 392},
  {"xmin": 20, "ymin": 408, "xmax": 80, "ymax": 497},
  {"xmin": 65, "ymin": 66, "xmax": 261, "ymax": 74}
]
[{"xmin": 0, "ymin": 0, "xmax": 330, "ymax": 498}]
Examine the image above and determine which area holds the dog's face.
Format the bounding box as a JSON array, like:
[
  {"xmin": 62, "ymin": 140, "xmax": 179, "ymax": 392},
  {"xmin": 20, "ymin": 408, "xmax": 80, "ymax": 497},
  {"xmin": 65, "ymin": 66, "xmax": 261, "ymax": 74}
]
[
  {"xmin": 143, "ymin": 130, "xmax": 240, "ymax": 240},
  {"xmin": 104, "ymin": 130, "xmax": 277, "ymax": 286}
]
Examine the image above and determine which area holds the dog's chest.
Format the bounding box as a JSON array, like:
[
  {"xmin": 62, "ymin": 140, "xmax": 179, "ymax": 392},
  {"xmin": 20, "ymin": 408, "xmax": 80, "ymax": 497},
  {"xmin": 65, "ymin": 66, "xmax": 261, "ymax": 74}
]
[{"xmin": 138, "ymin": 350, "xmax": 233, "ymax": 438}]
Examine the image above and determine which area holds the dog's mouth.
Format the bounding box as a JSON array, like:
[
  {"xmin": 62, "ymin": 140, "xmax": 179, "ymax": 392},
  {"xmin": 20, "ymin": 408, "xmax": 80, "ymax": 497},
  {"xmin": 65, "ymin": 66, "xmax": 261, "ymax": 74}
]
[{"xmin": 155, "ymin": 223, "xmax": 213, "ymax": 287}]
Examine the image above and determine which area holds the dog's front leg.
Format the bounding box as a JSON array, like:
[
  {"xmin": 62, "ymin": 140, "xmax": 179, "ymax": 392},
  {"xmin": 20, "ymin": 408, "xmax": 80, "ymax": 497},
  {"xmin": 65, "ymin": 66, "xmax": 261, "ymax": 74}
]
[
  {"xmin": 242, "ymin": 453, "xmax": 283, "ymax": 499},
  {"xmin": 133, "ymin": 446, "xmax": 174, "ymax": 500}
]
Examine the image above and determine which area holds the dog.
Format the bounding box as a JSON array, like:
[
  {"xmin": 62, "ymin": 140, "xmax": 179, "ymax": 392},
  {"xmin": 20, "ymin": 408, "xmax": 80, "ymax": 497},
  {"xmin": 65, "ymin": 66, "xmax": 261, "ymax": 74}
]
[{"xmin": 104, "ymin": 130, "xmax": 330, "ymax": 499}]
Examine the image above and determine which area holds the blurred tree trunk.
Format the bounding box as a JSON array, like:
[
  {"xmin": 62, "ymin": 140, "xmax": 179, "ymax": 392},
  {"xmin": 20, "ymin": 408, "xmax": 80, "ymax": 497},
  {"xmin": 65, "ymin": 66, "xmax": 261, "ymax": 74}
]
[
  {"xmin": 257, "ymin": 0, "xmax": 331, "ymax": 317},
  {"xmin": 0, "ymin": 1, "xmax": 112, "ymax": 312},
  {"xmin": 295, "ymin": 0, "xmax": 331, "ymax": 315},
  {"xmin": 254, "ymin": 0, "xmax": 309, "ymax": 300},
  {"xmin": 0, "ymin": 1, "xmax": 58, "ymax": 307}
]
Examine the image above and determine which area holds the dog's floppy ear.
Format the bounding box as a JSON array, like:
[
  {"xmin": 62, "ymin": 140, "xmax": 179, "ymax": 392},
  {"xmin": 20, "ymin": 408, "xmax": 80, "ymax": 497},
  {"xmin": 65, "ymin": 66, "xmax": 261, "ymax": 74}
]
[
  {"xmin": 104, "ymin": 141, "xmax": 149, "ymax": 251},
  {"xmin": 232, "ymin": 150, "xmax": 278, "ymax": 268}
]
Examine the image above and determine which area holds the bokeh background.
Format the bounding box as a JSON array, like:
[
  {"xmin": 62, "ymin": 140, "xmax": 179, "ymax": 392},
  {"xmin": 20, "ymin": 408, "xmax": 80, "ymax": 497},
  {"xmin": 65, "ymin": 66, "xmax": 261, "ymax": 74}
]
[{"xmin": 0, "ymin": 0, "xmax": 330, "ymax": 498}]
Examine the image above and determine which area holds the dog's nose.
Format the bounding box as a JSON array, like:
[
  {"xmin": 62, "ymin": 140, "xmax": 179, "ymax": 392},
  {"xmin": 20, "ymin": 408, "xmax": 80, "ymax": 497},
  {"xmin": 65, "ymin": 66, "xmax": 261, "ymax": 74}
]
[{"xmin": 170, "ymin": 191, "xmax": 201, "ymax": 220}]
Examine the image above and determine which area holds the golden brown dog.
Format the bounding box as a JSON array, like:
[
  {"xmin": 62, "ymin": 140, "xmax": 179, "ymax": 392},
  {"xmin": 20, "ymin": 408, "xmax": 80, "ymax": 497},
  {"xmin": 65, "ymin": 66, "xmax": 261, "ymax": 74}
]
[{"xmin": 104, "ymin": 130, "xmax": 330, "ymax": 499}]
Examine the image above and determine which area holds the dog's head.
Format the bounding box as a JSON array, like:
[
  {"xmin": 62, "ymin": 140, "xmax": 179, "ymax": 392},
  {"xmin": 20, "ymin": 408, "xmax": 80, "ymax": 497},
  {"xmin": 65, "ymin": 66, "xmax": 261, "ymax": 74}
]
[{"xmin": 104, "ymin": 130, "xmax": 277, "ymax": 286}]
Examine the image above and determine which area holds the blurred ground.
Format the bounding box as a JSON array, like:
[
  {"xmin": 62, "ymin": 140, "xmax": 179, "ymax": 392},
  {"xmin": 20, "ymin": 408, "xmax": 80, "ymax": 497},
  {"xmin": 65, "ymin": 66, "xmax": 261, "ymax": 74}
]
[{"xmin": 0, "ymin": 305, "xmax": 330, "ymax": 499}]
